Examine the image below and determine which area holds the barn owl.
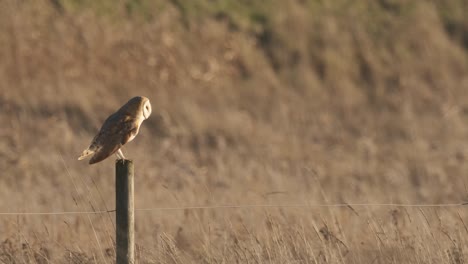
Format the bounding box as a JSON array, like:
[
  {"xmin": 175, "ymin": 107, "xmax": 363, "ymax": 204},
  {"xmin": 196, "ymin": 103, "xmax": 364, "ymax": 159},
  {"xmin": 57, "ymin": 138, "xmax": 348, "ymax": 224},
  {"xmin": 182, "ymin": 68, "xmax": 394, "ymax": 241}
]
[{"xmin": 78, "ymin": 96, "xmax": 152, "ymax": 164}]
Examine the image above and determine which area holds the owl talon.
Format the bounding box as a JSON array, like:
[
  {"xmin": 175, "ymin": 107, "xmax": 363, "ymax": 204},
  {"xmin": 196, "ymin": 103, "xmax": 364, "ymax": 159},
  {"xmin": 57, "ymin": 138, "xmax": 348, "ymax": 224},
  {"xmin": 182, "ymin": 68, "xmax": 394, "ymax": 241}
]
[{"xmin": 116, "ymin": 149, "xmax": 126, "ymax": 160}]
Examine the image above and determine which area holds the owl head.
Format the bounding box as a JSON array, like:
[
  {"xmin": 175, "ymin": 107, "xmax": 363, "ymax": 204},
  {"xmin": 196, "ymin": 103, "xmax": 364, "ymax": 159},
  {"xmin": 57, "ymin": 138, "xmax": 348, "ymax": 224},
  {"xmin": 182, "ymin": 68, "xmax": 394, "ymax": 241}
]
[{"xmin": 119, "ymin": 96, "xmax": 152, "ymax": 119}]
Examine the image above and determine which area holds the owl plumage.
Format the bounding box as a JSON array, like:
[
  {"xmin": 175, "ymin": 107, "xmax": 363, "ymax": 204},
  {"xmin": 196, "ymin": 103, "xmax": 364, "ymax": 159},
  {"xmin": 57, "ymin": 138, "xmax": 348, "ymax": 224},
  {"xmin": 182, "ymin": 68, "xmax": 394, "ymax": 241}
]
[{"xmin": 78, "ymin": 96, "xmax": 152, "ymax": 164}]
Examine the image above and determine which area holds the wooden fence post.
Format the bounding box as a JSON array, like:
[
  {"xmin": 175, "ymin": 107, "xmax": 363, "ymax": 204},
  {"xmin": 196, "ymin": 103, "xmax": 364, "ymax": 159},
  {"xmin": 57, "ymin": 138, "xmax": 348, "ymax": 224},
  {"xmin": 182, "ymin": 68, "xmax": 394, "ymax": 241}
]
[{"xmin": 115, "ymin": 159, "xmax": 135, "ymax": 264}]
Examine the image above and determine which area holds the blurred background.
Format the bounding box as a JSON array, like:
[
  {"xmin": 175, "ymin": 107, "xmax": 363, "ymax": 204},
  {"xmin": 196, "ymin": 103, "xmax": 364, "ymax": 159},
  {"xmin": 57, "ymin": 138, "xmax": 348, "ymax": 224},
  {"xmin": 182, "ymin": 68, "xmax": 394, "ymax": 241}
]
[{"xmin": 1, "ymin": 0, "xmax": 468, "ymax": 263}]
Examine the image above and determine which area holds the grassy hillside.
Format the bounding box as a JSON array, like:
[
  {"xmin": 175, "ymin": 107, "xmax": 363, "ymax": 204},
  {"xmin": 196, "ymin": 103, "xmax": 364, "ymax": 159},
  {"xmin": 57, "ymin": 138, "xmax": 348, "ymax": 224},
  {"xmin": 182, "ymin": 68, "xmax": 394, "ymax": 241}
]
[{"xmin": 0, "ymin": 0, "xmax": 468, "ymax": 263}]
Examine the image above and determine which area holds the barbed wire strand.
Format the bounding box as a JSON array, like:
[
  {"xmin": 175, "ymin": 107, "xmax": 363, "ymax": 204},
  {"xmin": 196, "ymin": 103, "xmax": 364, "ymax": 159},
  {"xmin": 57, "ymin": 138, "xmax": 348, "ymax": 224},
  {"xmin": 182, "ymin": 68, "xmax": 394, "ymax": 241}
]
[{"xmin": 0, "ymin": 202, "xmax": 467, "ymax": 216}]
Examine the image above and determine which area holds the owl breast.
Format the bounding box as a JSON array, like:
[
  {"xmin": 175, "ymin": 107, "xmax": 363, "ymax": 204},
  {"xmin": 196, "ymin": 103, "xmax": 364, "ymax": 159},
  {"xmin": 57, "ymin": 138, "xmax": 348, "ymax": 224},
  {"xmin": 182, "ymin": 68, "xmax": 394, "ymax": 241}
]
[{"xmin": 125, "ymin": 117, "xmax": 144, "ymax": 143}]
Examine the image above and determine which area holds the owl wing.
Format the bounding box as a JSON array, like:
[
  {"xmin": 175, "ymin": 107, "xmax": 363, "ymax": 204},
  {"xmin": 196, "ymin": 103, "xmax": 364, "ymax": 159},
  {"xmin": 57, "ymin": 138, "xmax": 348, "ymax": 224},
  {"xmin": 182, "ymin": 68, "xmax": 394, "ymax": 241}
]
[{"xmin": 88, "ymin": 114, "xmax": 139, "ymax": 164}]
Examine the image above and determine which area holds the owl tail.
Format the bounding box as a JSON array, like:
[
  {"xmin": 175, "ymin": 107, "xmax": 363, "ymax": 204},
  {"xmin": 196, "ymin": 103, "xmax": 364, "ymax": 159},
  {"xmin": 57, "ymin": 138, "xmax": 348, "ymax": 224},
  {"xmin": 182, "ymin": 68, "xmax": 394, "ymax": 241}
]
[{"xmin": 78, "ymin": 148, "xmax": 95, "ymax": 160}]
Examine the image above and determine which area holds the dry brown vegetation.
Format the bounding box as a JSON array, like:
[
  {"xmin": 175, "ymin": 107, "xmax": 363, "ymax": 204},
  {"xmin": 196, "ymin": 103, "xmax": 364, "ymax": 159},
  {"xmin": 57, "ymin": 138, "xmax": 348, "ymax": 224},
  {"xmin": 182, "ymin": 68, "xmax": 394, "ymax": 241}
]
[{"xmin": 1, "ymin": 0, "xmax": 468, "ymax": 263}]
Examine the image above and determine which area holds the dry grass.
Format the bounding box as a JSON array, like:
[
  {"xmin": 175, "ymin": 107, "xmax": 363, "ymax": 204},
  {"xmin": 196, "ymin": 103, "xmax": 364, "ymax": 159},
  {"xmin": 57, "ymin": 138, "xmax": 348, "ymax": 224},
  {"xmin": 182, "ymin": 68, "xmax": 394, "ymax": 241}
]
[{"xmin": 1, "ymin": 0, "xmax": 468, "ymax": 263}]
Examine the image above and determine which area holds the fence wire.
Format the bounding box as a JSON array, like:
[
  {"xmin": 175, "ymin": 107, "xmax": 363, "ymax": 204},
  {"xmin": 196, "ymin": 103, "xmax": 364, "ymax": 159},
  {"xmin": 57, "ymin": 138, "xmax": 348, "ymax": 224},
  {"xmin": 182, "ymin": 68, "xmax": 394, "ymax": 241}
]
[{"xmin": 0, "ymin": 202, "xmax": 467, "ymax": 216}]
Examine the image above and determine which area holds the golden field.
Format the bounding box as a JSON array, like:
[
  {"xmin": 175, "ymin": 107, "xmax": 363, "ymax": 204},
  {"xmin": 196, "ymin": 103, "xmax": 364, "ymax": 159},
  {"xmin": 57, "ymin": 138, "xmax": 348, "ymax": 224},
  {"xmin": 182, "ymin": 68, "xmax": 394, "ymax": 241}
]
[{"xmin": 1, "ymin": 0, "xmax": 468, "ymax": 263}]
